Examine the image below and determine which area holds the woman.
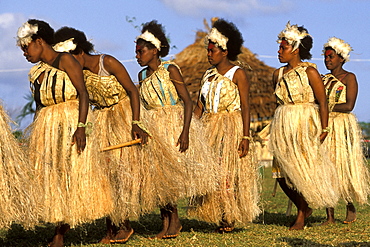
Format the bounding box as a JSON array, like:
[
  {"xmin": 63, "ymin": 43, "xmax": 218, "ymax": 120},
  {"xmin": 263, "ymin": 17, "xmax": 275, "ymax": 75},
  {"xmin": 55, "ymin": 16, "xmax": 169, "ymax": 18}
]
[
  {"xmin": 135, "ymin": 20, "xmax": 216, "ymax": 239},
  {"xmin": 321, "ymin": 37, "xmax": 369, "ymax": 225},
  {"xmin": 17, "ymin": 19, "xmax": 112, "ymax": 247},
  {"xmin": 190, "ymin": 18, "xmax": 260, "ymax": 233},
  {"xmin": 53, "ymin": 26, "xmax": 148, "ymax": 244},
  {"xmin": 269, "ymin": 22, "xmax": 339, "ymax": 230}
]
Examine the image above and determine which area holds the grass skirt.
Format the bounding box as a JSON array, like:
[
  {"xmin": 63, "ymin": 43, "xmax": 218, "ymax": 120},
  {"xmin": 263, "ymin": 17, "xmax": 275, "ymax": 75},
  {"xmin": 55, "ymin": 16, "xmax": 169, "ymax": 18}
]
[
  {"xmin": 325, "ymin": 112, "xmax": 370, "ymax": 204},
  {"xmin": 94, "ymin": 97, "xmax": 144, "ymax": 224},
  {"xmin": 0, "ymin": 104, "xmax": 38, "ymax": 229},
  {"xmin": 139, "ymin": 105, "xmax": 217, "ymax": 213},
  {"xmin": 269, "ymin": 103, "xmax": 339, "ymax": 208},
  {"xmin": 26, "ymin": 100, "xmax": 113, "ymax": 227},
  {"xmin": 188, "ymin": 111, "xmax": 261, "ymax": 225}
]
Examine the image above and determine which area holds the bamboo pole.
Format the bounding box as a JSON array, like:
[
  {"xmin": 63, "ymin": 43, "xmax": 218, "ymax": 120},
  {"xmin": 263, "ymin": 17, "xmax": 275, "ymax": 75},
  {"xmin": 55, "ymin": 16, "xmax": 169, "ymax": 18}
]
[{"xmin": 102, "ymin": 139, "xmax": 141, "ymax": 151}]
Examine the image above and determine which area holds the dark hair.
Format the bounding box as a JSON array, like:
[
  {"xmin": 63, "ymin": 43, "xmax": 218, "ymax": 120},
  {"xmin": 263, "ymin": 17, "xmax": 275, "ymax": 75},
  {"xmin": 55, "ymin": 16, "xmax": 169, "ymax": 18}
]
[
  {"xmin": 137, "ymin": 20, "xmax": 169, "ymax": 57},
  {"xmin": 212, "ymin": 19, "xmax": 243, "ymax": 61},
  {"xmin": 28, "ymin": 19, "xmax": 54, "ymax": 45},
  {"xmin": 324, "ymin": 46, "xmax": 345, "ymax": 63},
  {"xmin": 54, "ymin": 27, "xmax": 94, "ymax": 55},
  {"xmin": 297, "ymin": 26, "xmax": 312, "ymax": 60}
]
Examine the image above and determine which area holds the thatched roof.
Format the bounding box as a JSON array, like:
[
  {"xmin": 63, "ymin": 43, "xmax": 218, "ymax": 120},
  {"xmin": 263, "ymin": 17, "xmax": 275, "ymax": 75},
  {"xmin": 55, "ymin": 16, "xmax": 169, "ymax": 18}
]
[{"xmin": 173, "ymin": 20, "xmax": 276, "ymax": 130}]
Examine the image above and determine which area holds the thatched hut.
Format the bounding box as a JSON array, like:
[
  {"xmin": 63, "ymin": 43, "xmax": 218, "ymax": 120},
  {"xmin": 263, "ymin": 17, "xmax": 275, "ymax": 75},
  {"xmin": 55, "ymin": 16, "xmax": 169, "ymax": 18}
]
[{"xmin": 174, "ymin": 19, "xmax": 276, "ymax": 131}]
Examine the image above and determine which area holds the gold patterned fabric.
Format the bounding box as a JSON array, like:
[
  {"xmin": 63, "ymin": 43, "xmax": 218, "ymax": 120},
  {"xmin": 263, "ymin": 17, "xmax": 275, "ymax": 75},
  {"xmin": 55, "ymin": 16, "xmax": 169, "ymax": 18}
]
[
  {"xmin": 139, "ymin": 61, "xmax": 180, "ymax": 109},
  {"xmin": 322, "ymin": 74, "xmax": 346, "ymax": 111},
  {"xmin": 199, "ymin": 66, "xmax": 241, "ymax": 113},
  {"xmin": 84, "ymin": 70, "xmax": 127, "ymax": 108},
  {"xmin": 29, "ymin": 62, "xmax": 78, "ymax": 106},
  {"xmin": 269, "ymin": 63, "xmax": 339, "ymax": 208},
  {"xmin": 322, "ymin": 74, "xmax": 370, "ymax": 204},
  {"xmin": 189, "ymin": 67, "xmax": 260, "ymax": 225},
  {"xmin": 275, "ymin": 62, "xmax": 315, "ymax": 105}
]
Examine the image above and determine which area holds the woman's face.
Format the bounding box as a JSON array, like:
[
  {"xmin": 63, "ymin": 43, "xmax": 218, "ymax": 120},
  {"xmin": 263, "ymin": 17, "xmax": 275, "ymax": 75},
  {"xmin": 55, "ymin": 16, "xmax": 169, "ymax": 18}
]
[
  {"xmin": 21, "ymin": 39, "xmax": 43, "ymax": 63},
  {"xmin": 278, "ymin": 40, "xmax": 295, "ymax": 63},
  {"xmin": 324, "ymin": 49, "xmax": 344, "ymax": 71},
  {"xmin": 207, "ymin": 42, "xmax": 227, "ymax": 66},
  {"xmin": 135, "ymin": 44, "xmax": 156, "ymax": 67}
]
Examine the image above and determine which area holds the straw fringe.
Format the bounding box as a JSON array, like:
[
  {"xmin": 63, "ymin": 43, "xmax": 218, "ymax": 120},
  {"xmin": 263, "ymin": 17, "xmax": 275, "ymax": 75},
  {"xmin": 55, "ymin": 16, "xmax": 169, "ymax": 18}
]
[
  {"xmin": 326, "ymin": 112, "xmax": 370, "ymax": 204},
  {"xmin": 25, "ymin": 101, "xmax": 113, "ymax": 227},
  {"xmin": 92, "ymin": 98, "xmax": 144, "ymax": 224},
  {"xmin": 188, "ymin": 111, "xmax": 261, "ymax": 225},
  {"xmin": 139, "ymin": 105, "xmax": 218, "ymax": 213},
  {"xmin": 0, "ymin": 104, "xmax": 39, "ymax": 229},
  {"xmin": 269, "ymin": 103, "xmax": 339, "ymax": 208}
]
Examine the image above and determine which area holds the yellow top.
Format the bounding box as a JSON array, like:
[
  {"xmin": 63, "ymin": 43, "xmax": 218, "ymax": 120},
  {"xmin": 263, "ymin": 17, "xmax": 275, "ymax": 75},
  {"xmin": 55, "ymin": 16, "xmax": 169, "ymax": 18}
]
[
  {"xmin": 29, "ymin": 62, "xmax": 78, "ymax": 107},
  {"xmin": 83, "ymin": 70, "xmax": 127, "ymax": 108},
  {"xmin": 139, "ymin": 61, "xmax": 180, "ymax": 109},
  {"xmin": 275, "ymin": 62, "xmax": 316, "ymax": 105},
  {"xmin": 322, "ymin": 74, "xmax": 346, "ymax": 112},
  {"xmin": 199, "ymin": 66, "xmax": 241, "ymax": 113}
]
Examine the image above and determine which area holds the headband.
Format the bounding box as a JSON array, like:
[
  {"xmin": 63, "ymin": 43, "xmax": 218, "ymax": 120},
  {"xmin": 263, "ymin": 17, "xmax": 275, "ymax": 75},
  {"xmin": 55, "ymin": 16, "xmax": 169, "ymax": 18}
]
[
  {"xmin": 323, "ymin": 37, "xmax": 352, "ymax": 62},
  {"xmin": 53, "ymin": 38, "xmax": 77, "ymax": 52},
  {"xmin": 277, "ymin": 21, "xmax": 310, "ymax": 52},
  {"xmin": 205, "ymin": 27, "xmax": 228, "ymax": 50},
  {"xmin": 136, "ymin": 30, "xmax": 161, "ymax": 51},
  {"xmin": 16, "ymin": 21, "xmax": 38, "ymax": 47}
]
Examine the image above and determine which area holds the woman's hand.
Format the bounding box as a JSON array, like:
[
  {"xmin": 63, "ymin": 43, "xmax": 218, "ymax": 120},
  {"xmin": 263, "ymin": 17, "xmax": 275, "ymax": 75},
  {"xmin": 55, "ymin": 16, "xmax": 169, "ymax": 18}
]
[
  {"xmin": 72, "ymin": 127, "xmax": 86, "ymax": 153},
  {"xmin": 319, "ymin": 132, "xmax": 328, "ymax": 143},
  {"xmin": 176, "ymin": 130, "xmax": 189, "ymax": 153},
  {"xmin": 238, "ymin": 139, "xmax": 249, "ymax": 158},
  {"xmin": 132, "ymin": 124, "xmax": 149, "ymax": 145}
]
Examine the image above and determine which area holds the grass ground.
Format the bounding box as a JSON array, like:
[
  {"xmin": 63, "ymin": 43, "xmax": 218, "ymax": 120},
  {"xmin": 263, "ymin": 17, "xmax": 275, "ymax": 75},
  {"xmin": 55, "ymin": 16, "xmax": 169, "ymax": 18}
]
[{"xmin": 1, "ymin": 166, "xmax": 370, "ymax": 247}]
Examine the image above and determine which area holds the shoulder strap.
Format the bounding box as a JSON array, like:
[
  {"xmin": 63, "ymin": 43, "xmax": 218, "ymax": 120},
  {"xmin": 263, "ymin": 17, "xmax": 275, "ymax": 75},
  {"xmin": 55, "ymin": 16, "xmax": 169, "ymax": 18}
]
[{"xmin": 51, "ymin": 53, "xmax": 63, "ymax": 69}]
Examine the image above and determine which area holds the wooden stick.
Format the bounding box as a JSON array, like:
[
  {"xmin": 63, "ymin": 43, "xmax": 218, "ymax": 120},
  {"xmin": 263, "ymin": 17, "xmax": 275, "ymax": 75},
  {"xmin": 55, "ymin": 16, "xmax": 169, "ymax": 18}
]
[
  {"xmin": 272, "ymin": 179, "xmax": 278, "ymax": 197},
  {"xmin": 102, "ymin": 139, "xmax": 141, "ymax": 151}
]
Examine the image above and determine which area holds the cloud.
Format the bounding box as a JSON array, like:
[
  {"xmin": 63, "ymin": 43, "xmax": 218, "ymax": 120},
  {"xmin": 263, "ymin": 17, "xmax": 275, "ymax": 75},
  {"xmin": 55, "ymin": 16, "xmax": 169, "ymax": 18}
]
[{"xmin": 159, "ymin": 0, "xmax": 292, "ymax": 17}]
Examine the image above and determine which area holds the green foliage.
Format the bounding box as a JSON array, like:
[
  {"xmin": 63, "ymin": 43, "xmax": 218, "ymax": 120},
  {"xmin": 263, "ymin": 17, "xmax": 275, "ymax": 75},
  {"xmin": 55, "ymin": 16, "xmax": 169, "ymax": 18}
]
[
  {"xmin": 1, "ymin": 167, "xmax": 370, "ymax": 246},
  {"xmin": 16, "ymin": 93, "xmax": 35, "ymax": 124},
  {"xmin": 359, "ymin": 122, "xmax": 370, "ymax": 139}
]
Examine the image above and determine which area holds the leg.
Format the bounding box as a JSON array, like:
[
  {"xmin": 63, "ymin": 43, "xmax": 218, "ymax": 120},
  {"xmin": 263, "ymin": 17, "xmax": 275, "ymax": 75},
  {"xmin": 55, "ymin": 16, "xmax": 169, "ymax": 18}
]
[
  {"xmin": 111, "ymin": 219, "xmax": 134, "ymax": 243},
  {"xmin": 344, "ymin": 202, "xmax": 356, "ymax": 223},
  {"xmin": 99, "ymin": 217, "xmax": 116, "ymax": 244},
  {"xmin": 277, "ymin": 178, "xmax": 312, "ymax": 230},
  {"xmin": 48, "ymin": 223, "xmax": 70, "ymax": 247},
  {"xmin": 150, "ymin": 207, "xmax": 170, "ymax": 239},
  {"xmin": 321, "ymin": 207, "xmax": 335, "ymax": 225},
  {"xmin": 164, "ymin": 204, "xmax": 182, "ymax": 238}
]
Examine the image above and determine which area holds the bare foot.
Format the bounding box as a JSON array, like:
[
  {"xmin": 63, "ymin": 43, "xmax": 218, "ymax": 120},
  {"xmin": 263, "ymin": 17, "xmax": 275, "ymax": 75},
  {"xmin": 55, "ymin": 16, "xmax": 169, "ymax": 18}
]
[
  {"xmin": 164, "ymin": 207, "xmax": 182, "ymax": 239},
  {"xmin": 289, "ymin": 211, "xmax": 306, "ymax": 230},
  {"xmin": 344, "ymin": 203, "xmax": 356, "ymax": 224},
  {"xmin": 149, "ymin": 208, "xmax": 170, "ymax": 239},
  {"xmin": 289, "ymin": 221, "xmax": 305, "ymax": 230},
  {"xmin": 110, "ymin": 228, "xmax": 134, "ymax": 243}
]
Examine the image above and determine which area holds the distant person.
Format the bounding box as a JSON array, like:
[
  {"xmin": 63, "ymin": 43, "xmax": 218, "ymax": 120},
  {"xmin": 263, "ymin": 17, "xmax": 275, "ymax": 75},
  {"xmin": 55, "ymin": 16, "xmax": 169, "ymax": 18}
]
[
  {"xmin": 269, "ymin": 22, "xmax": 339, "ymax": 230},
  {"xmin": 321, "ymin": 37, "xmax": 370, "ymax": 225},
  {"xmin": 53, "ymin": 26, "xmax": 149, "ymax": 244},
  {"xmin": 17, "ymin": 19, "xmax": 112, "ymax": 247},
  {"xmin": 135, "ymin": 20, "xmax": 217, "ymax": 239},
  {"xmin": 190, "ymin": 18, "xmax": 260, "ymax": 233}
]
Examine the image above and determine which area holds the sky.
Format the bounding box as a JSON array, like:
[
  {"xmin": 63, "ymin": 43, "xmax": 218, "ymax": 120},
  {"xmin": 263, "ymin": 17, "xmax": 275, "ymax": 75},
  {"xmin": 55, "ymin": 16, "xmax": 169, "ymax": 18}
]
[{"xmin": 0, "ymin": 0, "xmax": 369, "ymax": 129}]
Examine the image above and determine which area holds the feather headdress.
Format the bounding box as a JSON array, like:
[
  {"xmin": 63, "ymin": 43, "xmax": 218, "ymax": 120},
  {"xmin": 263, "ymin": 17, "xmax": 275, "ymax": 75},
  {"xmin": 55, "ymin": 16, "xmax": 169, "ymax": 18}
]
[
  {"xmin": 323, "ymin": 37, "xmax": 352, "ymax": 62},
  {"xmin": 205, "ymin": 27, "xmax": 228, "ymax": 50},
  {"xmin": 277, "ymin": 21, "xmax": 310, "ymax": 52},
  {"xmin": 53, "ymin": 38, "xmax": 77, "ymax": 52},
  {"xmin": 16, "ymin": 21, "xmax": 38, "ymax": 47},
  {"xmin": 136, "ymin": 30, "xmax": 161, "ymax": 51}
]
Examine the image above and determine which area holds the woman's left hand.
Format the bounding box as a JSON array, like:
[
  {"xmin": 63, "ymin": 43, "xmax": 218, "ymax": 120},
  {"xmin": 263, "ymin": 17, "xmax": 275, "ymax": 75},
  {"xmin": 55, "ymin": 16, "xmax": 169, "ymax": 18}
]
[
  {"xmin": 176, "ymin": 131, "xmax": 189, "ymax": 153},
  {"xmin": 238, "ymin": 139, "xmax": 249, "ymax": 158},
  {"xmin": 319, "ymin": 132, "xmax": 328, "ymax": 143},
  {"xmin": 72, "ymin": 127, "xmax": 87, "ymax": 153}
]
